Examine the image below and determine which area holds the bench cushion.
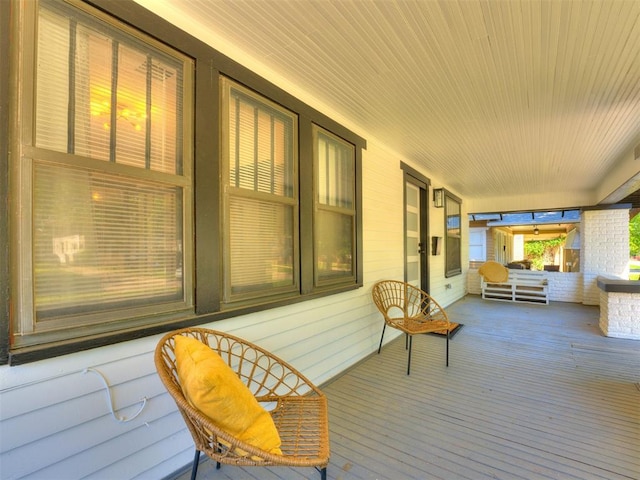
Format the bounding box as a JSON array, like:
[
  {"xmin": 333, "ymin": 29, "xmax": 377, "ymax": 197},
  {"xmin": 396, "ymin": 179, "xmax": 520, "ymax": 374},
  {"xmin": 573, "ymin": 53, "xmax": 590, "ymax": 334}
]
[{"xmin": 479, "ymin": 261, "xmax": 509, "ymax": 282}]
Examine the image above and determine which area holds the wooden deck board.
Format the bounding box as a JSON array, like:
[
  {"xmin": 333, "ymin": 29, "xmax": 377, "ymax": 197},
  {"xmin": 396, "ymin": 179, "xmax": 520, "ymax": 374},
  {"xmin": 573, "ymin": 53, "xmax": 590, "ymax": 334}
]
[{"xmin": 171, "ymin": 295, "xmax": 640, "ymax": 480}]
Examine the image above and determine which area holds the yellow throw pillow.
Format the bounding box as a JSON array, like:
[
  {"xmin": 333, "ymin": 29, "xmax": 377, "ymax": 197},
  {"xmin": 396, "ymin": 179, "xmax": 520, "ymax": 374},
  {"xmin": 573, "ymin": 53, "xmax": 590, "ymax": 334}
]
[
  {"xmin": 174, "ymin": 335, "xmax": 282, "ymax": 456},
  {"xmin": 479, "ymin": 261, "xmax": 509, "ymax": 283}
]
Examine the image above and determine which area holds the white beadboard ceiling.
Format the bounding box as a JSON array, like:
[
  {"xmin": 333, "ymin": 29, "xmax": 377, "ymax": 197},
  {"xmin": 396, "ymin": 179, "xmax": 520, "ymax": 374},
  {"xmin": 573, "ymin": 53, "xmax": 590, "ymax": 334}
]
[{"xmin": 147, "ymin": 0, "xmax": 640, "ymax": 209}]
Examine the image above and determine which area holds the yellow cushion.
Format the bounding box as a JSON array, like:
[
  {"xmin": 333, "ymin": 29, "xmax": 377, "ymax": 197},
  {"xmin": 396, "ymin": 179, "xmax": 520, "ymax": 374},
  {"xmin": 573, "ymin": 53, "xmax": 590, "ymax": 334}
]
[
  {"xmin": 479, "ymin": 261, "xmax": 509, "ymax": 283},
  {"xmin": 174, "ymin": 335, "xmax": 282, "ymax": 456}
]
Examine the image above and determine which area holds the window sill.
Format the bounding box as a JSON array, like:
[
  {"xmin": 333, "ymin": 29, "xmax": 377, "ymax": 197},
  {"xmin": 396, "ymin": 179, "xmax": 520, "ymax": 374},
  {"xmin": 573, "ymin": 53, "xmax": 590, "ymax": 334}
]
[{"xmin": 7, "ymin": 282, "xmax": 362, "ymax": 366}]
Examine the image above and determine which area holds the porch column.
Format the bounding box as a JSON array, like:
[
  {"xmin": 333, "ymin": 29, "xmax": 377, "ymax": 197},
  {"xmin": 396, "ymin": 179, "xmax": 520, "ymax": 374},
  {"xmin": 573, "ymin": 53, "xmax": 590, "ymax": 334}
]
[
  {"xmin": 597, "ymin": 278, "xmax": 640, "ymax": 340},
  {"xmin": 581, "ymin": 206, "xmax": 630, "ymax": 306}
]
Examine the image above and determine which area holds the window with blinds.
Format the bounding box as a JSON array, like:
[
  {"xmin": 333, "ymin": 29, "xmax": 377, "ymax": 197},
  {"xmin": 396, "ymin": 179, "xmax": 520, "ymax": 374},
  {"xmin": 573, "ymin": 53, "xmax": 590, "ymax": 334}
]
[
  {"xmin": 221, "ymin": 78, "xmax": 299, "ymax": 302},
  {"xmin": 445, "ymin": 192, "xmax": 462, "ymax": 278},
  {"xmin": 14, "ymin": 0, "xmax": 193, "ymax": 341},
  {"xmin": 313, "ymin": 126, "xmax": 356, "ymax": 285},
  {"xmin": 6, "ymin": 0, "xmax": 364, "ymax": 361}
]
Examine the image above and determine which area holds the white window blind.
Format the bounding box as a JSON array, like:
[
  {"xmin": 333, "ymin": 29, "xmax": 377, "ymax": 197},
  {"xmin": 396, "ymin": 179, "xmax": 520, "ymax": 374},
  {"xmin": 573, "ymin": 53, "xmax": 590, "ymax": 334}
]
[
  {"xmin": 222, "ymin": 78, "xmax": 298, "ymax": 302},
  {"xmin": 36, "ymin": 4, "xmax": 182, "ymax": 173},
  {"xmin": 445, "ymin": 194, "xmax": 462, "ymax": 277},
  {"xmin": 314, "ymin": 127, "xmax": 356, "ymax": 285},
  {"xmin": 17, "ymin": 0, "xmax": 193, "ymax": 338}
]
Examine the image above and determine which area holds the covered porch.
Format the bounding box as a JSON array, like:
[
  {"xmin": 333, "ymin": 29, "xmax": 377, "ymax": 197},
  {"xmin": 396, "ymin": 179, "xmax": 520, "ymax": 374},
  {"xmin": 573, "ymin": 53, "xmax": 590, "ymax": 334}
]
[{"xmin": 171, "ymin": 295, "xmax": 639, "ymax": 480}]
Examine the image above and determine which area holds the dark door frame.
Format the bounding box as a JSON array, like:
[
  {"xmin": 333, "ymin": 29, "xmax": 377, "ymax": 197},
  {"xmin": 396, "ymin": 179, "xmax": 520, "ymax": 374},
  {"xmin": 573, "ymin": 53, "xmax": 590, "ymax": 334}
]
[{"xmin": 400, "ymin": 162, "xmax": 431, "ymax": 293}]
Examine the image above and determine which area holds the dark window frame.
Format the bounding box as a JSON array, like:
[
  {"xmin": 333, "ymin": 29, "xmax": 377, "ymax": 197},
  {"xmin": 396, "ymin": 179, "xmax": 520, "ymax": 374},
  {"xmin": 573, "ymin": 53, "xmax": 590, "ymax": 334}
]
[
  {"xmin": 220, "ymin": 77, "xmax": 301, "ymax": 304},
  {"xmin": 18, "ymin": 0, "xmax": 195, "ymax": 344},
  {"xmin": 0, "ymin": 0, "xmax": 11, "ymax": 365},
  {"xmin": 444, "ymin": 189, "xmax": 462, "ymax": 278},
  {"xmin": 1, "ymin": 0, "xmax": 365, "ymax": 365},
  {"xmin": 313, "ymin": 125, "xmax": 357, "ymax": 288}
]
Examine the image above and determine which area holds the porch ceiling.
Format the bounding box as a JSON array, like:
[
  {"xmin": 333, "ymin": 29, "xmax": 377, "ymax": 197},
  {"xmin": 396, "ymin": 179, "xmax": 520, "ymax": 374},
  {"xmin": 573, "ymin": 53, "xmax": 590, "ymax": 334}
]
[{"xmin": 136, "ymin": 0, "xmax": 640, "ymax": 208}]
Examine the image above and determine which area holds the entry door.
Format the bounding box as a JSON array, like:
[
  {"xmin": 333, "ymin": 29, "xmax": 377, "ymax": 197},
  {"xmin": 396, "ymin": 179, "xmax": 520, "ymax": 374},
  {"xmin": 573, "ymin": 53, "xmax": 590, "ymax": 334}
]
[{"xmin": 404, "ymin": 179, "xmax": 428, "ymax": 290}]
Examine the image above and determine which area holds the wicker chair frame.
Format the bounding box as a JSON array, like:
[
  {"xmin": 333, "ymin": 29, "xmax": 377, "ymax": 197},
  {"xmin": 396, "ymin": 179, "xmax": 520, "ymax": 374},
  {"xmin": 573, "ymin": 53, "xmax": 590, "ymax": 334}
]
[
  {"xmin": 154, "ymin": 328, "xmax": 329, "ymax": 480},
  {"xmin": 372, "ymin": 280, "xmax": 450, "ymax": 374}
]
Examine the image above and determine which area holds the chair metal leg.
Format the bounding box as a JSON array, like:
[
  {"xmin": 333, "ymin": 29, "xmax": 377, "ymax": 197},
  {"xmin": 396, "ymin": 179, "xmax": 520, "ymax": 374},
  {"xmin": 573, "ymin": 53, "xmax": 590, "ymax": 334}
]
[
  {"xmin": 215, "ymin": 446, "xmax": 222, "ymax": 469},
  {"xmin": 407, "ymin": 335, "xmax": 412, "ymax": 375},
  {"xmin": 446, "ymin": 331, "xmax": 449, "ymax": 367},
  {"xmin": 377, "ymin": 323, "xmax": 387, "ymax": 354},
  {"xmin": 190, "ymin": 449, "xmax": 200, "ymax": 480},
  {"xmin": 317, "ymin": 466, "xmax": 327, "ymax": 480}
]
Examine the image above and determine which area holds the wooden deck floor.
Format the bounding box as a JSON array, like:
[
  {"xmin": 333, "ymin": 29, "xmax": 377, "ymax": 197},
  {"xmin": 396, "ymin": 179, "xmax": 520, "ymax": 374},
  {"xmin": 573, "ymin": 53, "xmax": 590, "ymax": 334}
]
[{"xmin": 172, "ymin": 295, "xmax": 640, "ymax": 480}]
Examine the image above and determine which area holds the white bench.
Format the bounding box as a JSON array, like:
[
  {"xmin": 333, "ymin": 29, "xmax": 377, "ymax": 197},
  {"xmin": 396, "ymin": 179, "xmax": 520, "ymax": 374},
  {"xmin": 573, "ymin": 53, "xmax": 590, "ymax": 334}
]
[{"xmin": 481, "ymin": 270, "xmax": 549, "ymax": 305}]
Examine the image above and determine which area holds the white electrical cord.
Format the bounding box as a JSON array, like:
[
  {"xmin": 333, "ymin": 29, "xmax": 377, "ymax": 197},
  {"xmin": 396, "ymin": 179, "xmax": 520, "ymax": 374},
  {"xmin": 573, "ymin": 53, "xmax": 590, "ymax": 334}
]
[{"xmin": 83, "ymin": 367, "xmax": 147, "ymax": 423}]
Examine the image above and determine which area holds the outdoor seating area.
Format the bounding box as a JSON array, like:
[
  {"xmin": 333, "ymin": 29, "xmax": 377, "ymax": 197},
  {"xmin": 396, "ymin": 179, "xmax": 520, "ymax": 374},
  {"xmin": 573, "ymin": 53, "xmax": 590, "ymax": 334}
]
[
  {"xmin": 171, "ymin": 296, "xmax": 640, "ymax": 480},
  {"xmin": 479, "ymin": 261, "xmax": 549, "ymax": 305},
  {"xmin": 2, "ymin": 2, "xmax": 640, "ymax": 478}
]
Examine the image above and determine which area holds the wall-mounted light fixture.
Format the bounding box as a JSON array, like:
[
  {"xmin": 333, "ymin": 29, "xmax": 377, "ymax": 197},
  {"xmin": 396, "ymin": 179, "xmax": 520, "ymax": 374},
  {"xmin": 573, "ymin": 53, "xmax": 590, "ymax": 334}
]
[
  {"xmin": 534, "ymin": 225, "xmax": 539, "ymax": 235},
  {"xmin": 433, "ymin": 188, "xmax": 444, "ymax": 208},
  {"xmin": 431, "ymin": 236, "xmax": 442, "ymax": 255}
]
